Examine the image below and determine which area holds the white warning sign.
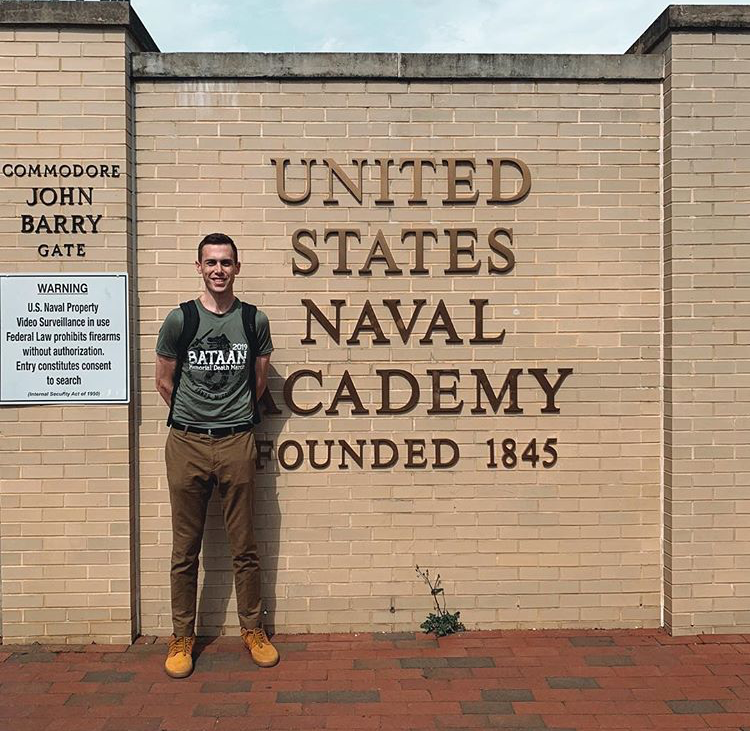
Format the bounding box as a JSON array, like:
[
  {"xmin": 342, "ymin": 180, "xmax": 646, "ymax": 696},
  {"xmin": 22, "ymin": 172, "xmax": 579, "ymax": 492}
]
[{"xmin": 0, "ymin": 273, "xmax": 129, "ymax": 403}]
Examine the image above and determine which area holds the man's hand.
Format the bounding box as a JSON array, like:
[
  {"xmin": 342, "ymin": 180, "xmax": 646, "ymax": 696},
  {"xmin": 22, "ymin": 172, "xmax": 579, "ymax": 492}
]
[{"xmin": 155, "ymin": 354, "xmax": 177, "ymax": 406}]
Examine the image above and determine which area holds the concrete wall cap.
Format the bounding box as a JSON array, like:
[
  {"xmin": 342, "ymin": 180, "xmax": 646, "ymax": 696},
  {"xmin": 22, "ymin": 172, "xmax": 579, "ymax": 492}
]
[
  {"xmin": 131, "ymin": 52, "xmax": 663, "ymax": 81},
  {"xmin": 629, "ymin": 4, "xmax": 750, "ymax": 54},
  {"xmin": 0, "ymin": 0, "xmax": 158, "ymax": 52}
]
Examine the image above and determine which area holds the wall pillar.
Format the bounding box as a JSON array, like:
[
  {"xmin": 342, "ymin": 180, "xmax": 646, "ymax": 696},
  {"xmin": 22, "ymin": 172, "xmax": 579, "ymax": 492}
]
[
  {"xmin": 631, "ymin": 6, "xmax": 750, "ymax": 634},
  {"xmin": 0, "ymin": 1, "xmax": 156, "ymax": 643}
]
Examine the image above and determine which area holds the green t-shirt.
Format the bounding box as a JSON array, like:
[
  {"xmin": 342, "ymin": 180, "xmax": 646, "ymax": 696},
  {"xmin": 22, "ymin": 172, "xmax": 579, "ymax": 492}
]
[{"xmin": 156, "ymin": 298, "xmax": 273, "ymax": 428}]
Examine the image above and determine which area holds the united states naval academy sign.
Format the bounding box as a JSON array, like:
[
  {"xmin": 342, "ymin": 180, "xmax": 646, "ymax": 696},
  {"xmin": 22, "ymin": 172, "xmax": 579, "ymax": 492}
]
[
  {"xmin": 254, "ymin": 156, "xmax": 574, "ymax": 473},
  {"xmin": 1, "ymin": 155, "xmax": 574, "ymax": 462}
]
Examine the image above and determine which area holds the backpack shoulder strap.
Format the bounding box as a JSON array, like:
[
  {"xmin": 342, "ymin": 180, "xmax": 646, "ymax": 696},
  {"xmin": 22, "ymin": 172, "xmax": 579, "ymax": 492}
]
[
  {"xmin": 240, "ymin": 301, "xmax": 261, "ymax": 425},
  {"xmin": 241, "ymin": 301, "xmax": 259, "ymax": 356},
  {"xmin": 176, "ymin": 300, "xmax": 199, "ymax": 361},
  {"xmin": 167, "ymin": 300, "xmax": 200, "ymax": 426}
]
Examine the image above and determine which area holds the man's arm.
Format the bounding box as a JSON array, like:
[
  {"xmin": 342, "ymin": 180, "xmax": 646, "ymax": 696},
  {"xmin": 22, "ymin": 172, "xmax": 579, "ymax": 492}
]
[
  {"xmin": 255, "ymin": 354, "xmax": 271, "ymax": 399},
  {"xmin": 155, "ymin": 354, "xmax": 177, "ymax": 406}
]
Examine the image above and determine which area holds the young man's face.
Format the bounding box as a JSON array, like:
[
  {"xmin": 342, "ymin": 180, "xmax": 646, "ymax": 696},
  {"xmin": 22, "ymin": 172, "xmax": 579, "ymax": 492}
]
[{"xmin": 196, "ymin": 243, "xmax": 240, "ymax": 295}]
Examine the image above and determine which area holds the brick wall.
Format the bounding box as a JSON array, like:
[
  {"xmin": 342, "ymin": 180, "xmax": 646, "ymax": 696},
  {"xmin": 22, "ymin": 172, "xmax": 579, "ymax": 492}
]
[
  {"xmin": 0, "ymin": 27, "xmax": 134, "ymax": 643},
  {"xmin": 7, "ymin": 5, "xmax": 750, "ymax": 642},
  {"xmin": 135, "ymin": 79, "xmax": 662, "ymax": 634},
  {"xmin": 663, "ymin": 31, "xmax": 750, "ymax": 635}
]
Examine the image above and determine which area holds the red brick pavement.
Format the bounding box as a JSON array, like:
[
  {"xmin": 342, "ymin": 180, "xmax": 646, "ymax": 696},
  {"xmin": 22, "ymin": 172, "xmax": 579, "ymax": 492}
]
[{"xmin": 1, "ymin": 629, "xmax": 750, "ymax": 730}]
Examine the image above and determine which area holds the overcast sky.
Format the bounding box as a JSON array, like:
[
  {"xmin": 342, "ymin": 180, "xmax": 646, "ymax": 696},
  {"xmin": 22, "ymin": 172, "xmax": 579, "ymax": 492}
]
[{"xmin": 128, "ymin": 0, "xmax": 747, "ymax": 54}]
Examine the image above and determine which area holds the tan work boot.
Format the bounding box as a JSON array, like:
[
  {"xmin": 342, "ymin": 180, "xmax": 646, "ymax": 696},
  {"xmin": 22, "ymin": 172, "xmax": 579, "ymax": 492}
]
[
  {"xmin": 241, "ymin": 626, "xmax": 279, "ymax": 667},
  {"xmin": 164, "ymin": 634, "xmax": 196, "ymax": 678}
]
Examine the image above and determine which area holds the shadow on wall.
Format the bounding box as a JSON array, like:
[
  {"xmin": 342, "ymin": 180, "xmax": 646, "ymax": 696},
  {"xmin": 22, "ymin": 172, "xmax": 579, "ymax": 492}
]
[{"xmin": 195, "ymin": 365, "xmax": 288, "ymax": 636}]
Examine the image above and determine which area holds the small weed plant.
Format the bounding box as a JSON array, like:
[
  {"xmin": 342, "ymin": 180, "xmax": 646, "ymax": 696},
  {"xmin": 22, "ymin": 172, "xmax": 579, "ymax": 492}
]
[{"xmin": 415, "ymin": 565, "xmax": 466, "ymax": 637}]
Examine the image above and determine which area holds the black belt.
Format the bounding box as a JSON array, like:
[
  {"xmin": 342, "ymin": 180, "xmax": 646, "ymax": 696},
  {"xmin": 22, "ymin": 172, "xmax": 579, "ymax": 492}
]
[{"xmin": 172, "ymin": 421, "xmax": 253, "ymax": 437}]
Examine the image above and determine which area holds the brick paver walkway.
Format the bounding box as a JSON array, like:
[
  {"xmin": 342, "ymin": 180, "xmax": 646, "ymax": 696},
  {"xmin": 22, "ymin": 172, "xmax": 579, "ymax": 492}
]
[{"xmin": 2, "ymin": 629, "xmax": 750, "ymax": 730}]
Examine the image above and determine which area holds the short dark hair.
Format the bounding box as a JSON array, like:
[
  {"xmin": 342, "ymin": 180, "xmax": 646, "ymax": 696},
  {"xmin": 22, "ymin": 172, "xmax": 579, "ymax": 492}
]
[{"xmin": 198, "ymin": 233, "xmax": 238, "ymax": 263}]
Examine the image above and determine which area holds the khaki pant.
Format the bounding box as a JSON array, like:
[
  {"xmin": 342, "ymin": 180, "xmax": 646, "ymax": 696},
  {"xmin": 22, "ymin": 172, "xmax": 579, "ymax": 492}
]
[{"xmin": 165, "ymin": 427, "xmax": 260, "ymax": 636}]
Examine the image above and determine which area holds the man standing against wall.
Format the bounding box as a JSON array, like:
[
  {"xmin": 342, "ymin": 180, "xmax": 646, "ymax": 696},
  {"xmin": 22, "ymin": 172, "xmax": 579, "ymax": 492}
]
[{"xmin": 155, "ymin": 233, "xmax": 278, "ymax": 678}]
